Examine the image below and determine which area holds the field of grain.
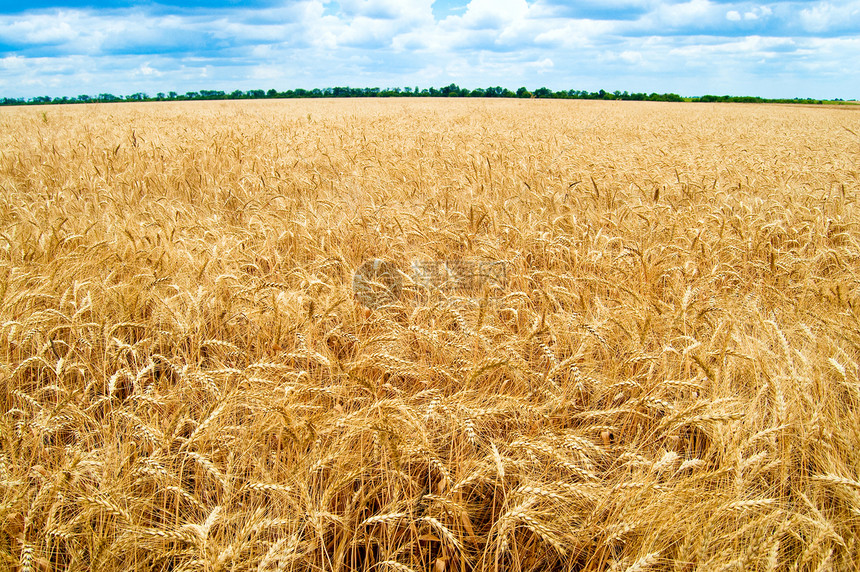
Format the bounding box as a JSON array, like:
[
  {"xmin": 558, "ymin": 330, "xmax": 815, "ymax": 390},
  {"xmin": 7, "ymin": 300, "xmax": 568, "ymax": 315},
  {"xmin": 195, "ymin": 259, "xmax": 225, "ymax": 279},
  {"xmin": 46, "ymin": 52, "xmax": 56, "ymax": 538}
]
[{"xmin": 1, "ymin": 98, "xmax": 859, "ymax": 571}]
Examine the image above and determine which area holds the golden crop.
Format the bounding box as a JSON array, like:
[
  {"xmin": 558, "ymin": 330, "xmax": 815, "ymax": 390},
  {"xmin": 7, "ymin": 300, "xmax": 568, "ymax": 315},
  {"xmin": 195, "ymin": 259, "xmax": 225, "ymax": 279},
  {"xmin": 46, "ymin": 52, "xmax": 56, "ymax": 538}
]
[{"xmin": 1, "ymin": 99, "xmax": 859, "ymax": 571}]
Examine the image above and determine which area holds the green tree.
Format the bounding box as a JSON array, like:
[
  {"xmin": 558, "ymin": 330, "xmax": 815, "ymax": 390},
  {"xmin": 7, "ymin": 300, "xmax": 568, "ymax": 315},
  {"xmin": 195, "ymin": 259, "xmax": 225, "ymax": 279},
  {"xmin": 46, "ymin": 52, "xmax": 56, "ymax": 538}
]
[{"xmin": 440, "ymin": 83, "xmax": 459, "ymax": 96}]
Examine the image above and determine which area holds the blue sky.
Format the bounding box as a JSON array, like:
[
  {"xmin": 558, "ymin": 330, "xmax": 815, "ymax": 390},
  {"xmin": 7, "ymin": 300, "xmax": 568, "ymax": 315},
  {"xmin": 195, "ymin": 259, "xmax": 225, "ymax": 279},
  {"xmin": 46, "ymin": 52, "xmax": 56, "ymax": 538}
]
[{"xmin": 0, "ymin": 0, "xmax": 858, "ymax": 99}]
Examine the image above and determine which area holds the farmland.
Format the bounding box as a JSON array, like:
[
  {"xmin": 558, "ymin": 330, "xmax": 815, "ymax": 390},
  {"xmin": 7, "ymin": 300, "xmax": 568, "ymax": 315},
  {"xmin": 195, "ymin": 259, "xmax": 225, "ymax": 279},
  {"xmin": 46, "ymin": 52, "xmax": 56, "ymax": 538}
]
[{"xmin": 1, "ymin": 99, "xmax": 859, "ymax": 571}]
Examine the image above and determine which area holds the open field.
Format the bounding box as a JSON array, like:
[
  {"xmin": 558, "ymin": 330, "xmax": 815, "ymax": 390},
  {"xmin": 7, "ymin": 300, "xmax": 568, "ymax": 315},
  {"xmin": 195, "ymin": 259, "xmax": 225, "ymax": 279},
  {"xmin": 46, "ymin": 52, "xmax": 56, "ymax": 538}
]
[{"xmin": 1, "ymin": 99, "xmax": 860, "ymax": 571}]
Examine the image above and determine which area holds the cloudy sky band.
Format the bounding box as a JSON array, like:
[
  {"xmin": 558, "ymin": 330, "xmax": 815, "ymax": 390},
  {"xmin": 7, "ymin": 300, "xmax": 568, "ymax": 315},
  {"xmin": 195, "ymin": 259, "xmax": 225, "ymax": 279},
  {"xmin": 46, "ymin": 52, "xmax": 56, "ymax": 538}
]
[{"xmin": 1, "ymin": 0, "xmax": 858, "ymax": 100}]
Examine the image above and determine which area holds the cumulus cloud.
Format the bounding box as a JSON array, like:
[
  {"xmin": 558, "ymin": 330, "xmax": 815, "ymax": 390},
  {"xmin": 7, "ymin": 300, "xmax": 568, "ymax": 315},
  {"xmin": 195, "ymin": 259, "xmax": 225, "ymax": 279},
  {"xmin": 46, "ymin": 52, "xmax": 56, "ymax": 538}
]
[
  {"xmin": 456, "ymin": 0, "xmax": 529, "ymax": 29},
  {"xmin": 656, "ymin": 0, "xmax": 718, "ymax": 27},
  {"xmin": 135, "ymin": 63, "xmax": 162, "ymax": 77},
  {"xmin": 800, "ymin": 1, "xmax": 860, "ymax": 33},
  {"xmin": 531, "ymin": 57, "xmax": 554, "ymax": 72},
  {"xmin": 0, "ymin": 10, "xmax": 87, "ymax": 50}
]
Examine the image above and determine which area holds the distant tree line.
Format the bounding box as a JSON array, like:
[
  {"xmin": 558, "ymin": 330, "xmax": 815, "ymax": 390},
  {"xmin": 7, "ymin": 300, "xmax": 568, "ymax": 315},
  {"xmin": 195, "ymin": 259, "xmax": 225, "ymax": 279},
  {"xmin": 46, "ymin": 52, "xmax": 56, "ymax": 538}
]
[{"xmin": 0, "ymin": 84, "xmax": 840, "ymax": 106}]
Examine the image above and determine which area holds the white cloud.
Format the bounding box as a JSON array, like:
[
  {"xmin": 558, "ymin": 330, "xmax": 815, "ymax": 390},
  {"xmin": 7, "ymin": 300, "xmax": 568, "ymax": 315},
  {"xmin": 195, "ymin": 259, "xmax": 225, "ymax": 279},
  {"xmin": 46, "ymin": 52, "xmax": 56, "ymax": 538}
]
[
  {"xmin": 726, "ymin": 5, "xmax": 775, "ymax": 25},
  {"xmin": 669, "ymin": 35, "xmax": 795, "ymax": 58},
  {"xmin": 745, "ymin": 6, "xmax": 772, "ymax": 20},
  {"xmin": 339, "ymin": 0, "xmax": 433, "ymax": 21},
  {"xmin": 619, "ymin": 50, "xmax": 643, "ymax": 64},
  {"xmin": 1, "ymin": 11, "xmax": 82, "ymax": 45},
  {"xmin": 456, "ymin": 0, "xmax": 529, "ymax": 29},
  {"xmin": 649, "ymin": 0, "xmax": 718, "ymax": 28},
  {"xmin": 136, "ymin": 63, "xmax": 162, "ymax": 77},
  {"xmin": 799, "ymin": 2, "xmax": 859, "ymax": 32},
  {"xmin": 531, "ymin": 57, "xmax": 554, "ymax": 71},
  {"xmin": 533, "ymin": 19, "xmax": 614, "ymax": 48},
  {"xmin": 0, "ymin": 54, "xmax": 27, "ymax": 71}
]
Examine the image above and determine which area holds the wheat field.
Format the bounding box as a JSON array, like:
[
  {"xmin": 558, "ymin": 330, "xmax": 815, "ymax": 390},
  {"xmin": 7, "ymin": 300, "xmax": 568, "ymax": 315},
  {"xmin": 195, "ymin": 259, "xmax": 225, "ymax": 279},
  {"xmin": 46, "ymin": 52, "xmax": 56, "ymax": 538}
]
[{"xmin": 1, "ymin": 98, "xmax": 859, "ymax": 571}]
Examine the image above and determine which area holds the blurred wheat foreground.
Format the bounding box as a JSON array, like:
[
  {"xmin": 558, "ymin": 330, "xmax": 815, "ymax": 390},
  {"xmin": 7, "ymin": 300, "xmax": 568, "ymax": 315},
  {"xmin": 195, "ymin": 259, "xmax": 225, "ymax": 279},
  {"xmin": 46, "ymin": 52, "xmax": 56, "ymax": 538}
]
[{"xmin": 1, "ymin": 99, "xmax": 860, "ymax": 571}]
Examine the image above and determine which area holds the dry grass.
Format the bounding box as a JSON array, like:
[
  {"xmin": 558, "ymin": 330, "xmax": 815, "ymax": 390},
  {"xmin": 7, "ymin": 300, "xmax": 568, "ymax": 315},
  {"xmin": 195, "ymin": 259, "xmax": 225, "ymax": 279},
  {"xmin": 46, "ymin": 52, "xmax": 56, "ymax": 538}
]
[{"xmin": 1, "ymin": 98, "xmax": 859, "ymax": 571}]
